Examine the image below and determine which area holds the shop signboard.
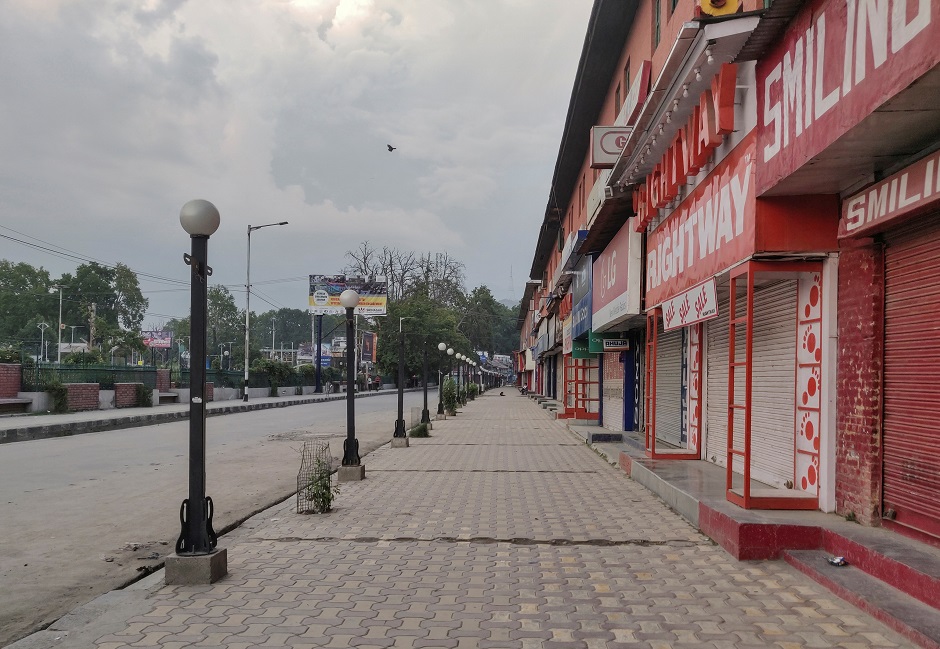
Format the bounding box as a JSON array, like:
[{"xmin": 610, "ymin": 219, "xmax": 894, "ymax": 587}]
[
  {"xmin": 588, "ymin": 329, "xmax": 630, "ymax": 353},
  {"xmin": 571, "ymin": 339, "xmax": 593, "ymax": 359},
  {"xmin": 645, "ymin": 134, "xmax": 756, "ymax": 307},
  {"xmin": 571, "ymin": 256, "xmax": 593, "ymax": 339},
  {"xmin": 592, "ymin": 218, "xmax": 642, "ymax": 332},
  {"xmin": 563, "ymin": 317, "xmax": 573, "ymax": 355},
  {"xmin": 840, "ymin": 149, "xmax": 940, "ymax": 238},
  {"xmin": 757, "ymin": 0, "xmax": 940, "ymax": 194},
  {"xmin": 661, "ymin": 279, "xmax": 719, "ymax": 331}
]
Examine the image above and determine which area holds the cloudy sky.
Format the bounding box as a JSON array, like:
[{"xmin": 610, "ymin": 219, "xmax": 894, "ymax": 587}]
[{"xmin": 0, "ymin": 0, "xmax": 592, "ymax": 325}]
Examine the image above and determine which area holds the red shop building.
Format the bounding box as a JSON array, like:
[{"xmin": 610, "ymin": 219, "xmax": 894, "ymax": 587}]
[{"xmin": 756, "ymin": 0, "xmax": 940, "ymax": 539}]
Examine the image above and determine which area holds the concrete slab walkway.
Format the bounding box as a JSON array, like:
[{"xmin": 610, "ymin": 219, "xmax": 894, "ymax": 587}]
[{"xmin": 8, "ymin": 391, "xmax": 924, "ymax": 649}]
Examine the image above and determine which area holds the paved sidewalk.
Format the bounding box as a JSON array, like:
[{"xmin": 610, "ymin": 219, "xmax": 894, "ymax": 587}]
[{"xmin": 10, "ymin": 392, "xmax": 919, "ymax": 648}]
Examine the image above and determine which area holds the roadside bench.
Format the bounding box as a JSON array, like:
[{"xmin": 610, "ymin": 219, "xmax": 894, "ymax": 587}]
[{"xmin": 0, "ymin": 398, "xmax": 31, "ymax": 414}]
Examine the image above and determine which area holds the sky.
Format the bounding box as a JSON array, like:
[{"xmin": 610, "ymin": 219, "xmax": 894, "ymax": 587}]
[{"xmin": 0, "ymin": 0, "xmax": 592, "ymax": 327}]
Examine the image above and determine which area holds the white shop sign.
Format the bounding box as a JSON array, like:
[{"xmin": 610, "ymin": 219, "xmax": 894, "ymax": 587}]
[{"xmin": 661, "ymin": 278, "xmax": 719, "ymax": 331}]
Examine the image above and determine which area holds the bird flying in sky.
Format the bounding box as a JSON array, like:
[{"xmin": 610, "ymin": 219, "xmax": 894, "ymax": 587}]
[{"xmin": 387, "ymin": 144, "xmax": 396, "ymax": 152}]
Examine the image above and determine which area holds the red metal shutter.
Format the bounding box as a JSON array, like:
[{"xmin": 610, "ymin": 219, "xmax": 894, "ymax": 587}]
[{"xmin": 884, "ymin": 217, "xmax": 940, "ymax": 540}]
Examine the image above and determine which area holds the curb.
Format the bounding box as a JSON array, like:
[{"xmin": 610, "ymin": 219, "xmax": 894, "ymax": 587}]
[{"xmin": 0, "ymin": 388, "xmax": 427, "ymax": 444}]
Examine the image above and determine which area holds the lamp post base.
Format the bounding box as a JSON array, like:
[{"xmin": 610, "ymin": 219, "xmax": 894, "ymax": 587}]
[
  {"xmin": 165, "ymin": 547, "xmax": 228, "ymax": 585},
  {"xmin": 338, "ymin": 465, "xmax": 366, "ymax": 482},
  {"xmin": 420, "ymin": 409, "xmax": 431, "ymax": 424},
  {"xmin": 393, "ymin": 419, "xmax": 407, "ymax": 438},
  {"xmin": 391, "ymin": 437, "xmax": 410, "ymax": 448}
]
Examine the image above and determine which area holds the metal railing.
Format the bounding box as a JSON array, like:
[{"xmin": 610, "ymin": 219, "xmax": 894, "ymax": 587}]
[{"xmin": 20, "ymin": 365, "xmax": 158, "ymax": 391}]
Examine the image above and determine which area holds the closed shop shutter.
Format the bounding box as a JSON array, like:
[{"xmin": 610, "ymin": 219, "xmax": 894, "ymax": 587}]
[
  {"xmin": 602, "ymin": 351, "xmax": 624, "ymax": 431},
  {"xmin": 884, "ymin": 218, "xmax": 940, "ymax": 540},
  {"xmin": 706, "ymin": 281, "xmax": 796, "ymax": 487},
  {"xmin": 749, "ymin": 280, "xmax": 797, "ymax": 488},
  {"xmin": 656, "ymin": 325, "xmax": 684, "ymax": 446},
  {"xmin": 706, "ymin": 292, "xmax": 732, "ymax": 466}
]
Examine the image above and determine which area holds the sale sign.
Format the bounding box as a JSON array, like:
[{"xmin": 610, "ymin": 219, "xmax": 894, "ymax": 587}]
[{"xmin": 661, "ymin": 279, "xmax": 719, "ymax": 331}]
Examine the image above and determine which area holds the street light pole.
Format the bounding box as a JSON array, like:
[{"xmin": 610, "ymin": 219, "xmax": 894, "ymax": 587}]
[
  {"xmin": 175, "ymin": 199, "xmax": 222, "ymax": 559},
  {"xmin": 437, "ymin": 342, "xmax": 447, "ymax": 416},
  {"xmin": 421, "ymin": 336, "xmax": 430, "ymax": 424},
  {"xmin": 244, "ymin": 221, "xmax": 288, "ymax": 402},
  {"xmin": 339, "ymin": 290, "xmax": 364, "ymax": 479},
  {"xmin": 54, "ymin": 286, "xmax": 63, "ymax": 363},
  {"xmin": 37, "ymin": 322, "xmax": 49, "ymax": 362},
  {"xmin": 394, "ymin": 316, "xmax": 414, "ymax": 438}
]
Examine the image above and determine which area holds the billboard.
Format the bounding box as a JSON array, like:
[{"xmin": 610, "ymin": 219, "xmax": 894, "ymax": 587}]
[
  {"xmin": 361, "ymin": 332, "xmax": 377, "ymax": 363},
  {"xmin": 308, "ymin": 275, "xmax": 388, "ymax": 315},
  {"xmin": 142, "ymin": 331, "xmax": 172, "ymax": 349}
]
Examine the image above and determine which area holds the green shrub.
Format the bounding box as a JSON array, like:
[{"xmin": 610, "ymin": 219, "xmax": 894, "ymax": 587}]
[
  {"xmin": 408, "ymin": 423, "xmax": 430, "ymax": 438},
  {"xmin": 0, "ymin": 345, "xmax": 24, "ymax": 364},
  {"xmin": 135, "ymin": 383, "xmax": 153, "ymax": 407},
  {"xmin": 467, "ymin": 383, "xmax": 479, "ymax": 400},
  {"xmin": 302, "ymin": 458, "xmax": 339, "ymax": 513},
  {"xmin": 252, "ymin": 358, "xmax": 297, "ymax": 387},
  {"xmin": 441, "ymin": 377, "xmax": 458, "ymax": 413},
  {"xmin": 47, "ymin": 380, "xmax": 69, "ymax": 413}
]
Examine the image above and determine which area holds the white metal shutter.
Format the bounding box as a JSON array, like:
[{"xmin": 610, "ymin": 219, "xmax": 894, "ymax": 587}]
[
  {"xmin": 706, "ymin": 292, "xmax": 732, "ymax": 466},
  {"xmin": 656, "ymin": 325, "xmax": 684, "ymax": 446},
  {"xmin": 884, "ymin": 218, "xmax": 940, "ymax": 539},
  {"xmin": 602, "ymin": 351, "xmax": 624, "ymax": 431},
  {"xmin": 749, "ymin": 280, "xmax": 798, "ymax": 488}
]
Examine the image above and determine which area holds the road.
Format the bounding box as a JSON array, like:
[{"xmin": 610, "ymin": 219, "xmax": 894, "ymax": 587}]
[{"xmin": 0, "ymin": 391, "xmax": 431, "ymax": 647}]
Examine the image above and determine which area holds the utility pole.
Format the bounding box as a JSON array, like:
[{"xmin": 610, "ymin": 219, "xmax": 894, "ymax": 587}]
[
  {"xmin": 54, "ymin": 285, "xmax": 63, "ymax": 363},
  {"xmin": 88, "ymin": 303, "xmax": 97, "ymax": 350}
]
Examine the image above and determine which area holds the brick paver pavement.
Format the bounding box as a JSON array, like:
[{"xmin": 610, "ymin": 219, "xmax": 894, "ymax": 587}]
[{"xmin": 91, "ymin": 393, "xmax": 915, "ymax": 648}]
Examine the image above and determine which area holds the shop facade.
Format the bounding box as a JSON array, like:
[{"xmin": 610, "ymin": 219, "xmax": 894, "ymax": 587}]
[{"xmin": 755, "ymin": 0, "xmax": 940, "ymax": 534}]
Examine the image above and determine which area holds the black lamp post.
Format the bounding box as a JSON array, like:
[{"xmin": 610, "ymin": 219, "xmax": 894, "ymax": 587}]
[
  {"xmin": 176, "ymin": 199, "xmax": 220, "ymax": 557},
  {"xmin": 420, "ymin": 336, "xmax": 431, "ymax": 424},
  {"xmin": 437, "ymin": 342, "xmax": 447, "ymax": 415},
  {"xmin": 394, "ymin": 317, "xmax": 412, "ymax": 438},
  {"xmin": 314, "ymin": 314, "xmax": 324, "ymax": 393},
  {"xmin": 341, "ymin": 289, "xmax": 361, "ymax": 466}
]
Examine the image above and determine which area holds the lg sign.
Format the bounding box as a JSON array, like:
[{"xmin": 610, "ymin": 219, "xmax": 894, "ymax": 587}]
[
  {"xmin": 601, "ymin": 132, "xmax": 629, "ymax": 155},
  {"xmin": 590, "ymin": 126, "xmax": 634, "ymax": 169}
]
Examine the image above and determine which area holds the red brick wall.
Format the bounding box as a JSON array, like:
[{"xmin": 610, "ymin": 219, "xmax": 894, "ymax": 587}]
[
  {"xmin": 206, "ymin": 382, "xmax": 214, "ymax": 402},
  {"xmin": 66, "ymin": 383, "xmax": 100, "ymax": 412},
  {"xmin": 156, "ymin": 369, "xmax": 171, "ymax": 393},
  {"xmin": 115, "ymin": 383, "xmax": 141, "ymax": 408},
  {"xmin": 0, "ymin": 364, "xmax": 21, "ymax": 398},
  {"xmin": 836, "ymin": 242, "xmax": 884, "ymax": 525}
]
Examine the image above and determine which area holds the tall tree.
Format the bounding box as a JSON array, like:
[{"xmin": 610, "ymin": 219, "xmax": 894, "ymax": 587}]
[
  {"xmin": 207, "ymin": 286, "xmax": 242, "ymax": 365},
  {"xmin": 459, "ymin": 285, "xmax": 502, "ymax": 354},
  {"xmin": 373, "ymin": 293, "xmax": 469, "ymax": 382},
  {"xmin": 0, "ymin": 261, "xmax": 54, "ymax": 348}
]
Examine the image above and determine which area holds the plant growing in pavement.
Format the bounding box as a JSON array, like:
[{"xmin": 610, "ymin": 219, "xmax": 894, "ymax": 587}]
[{"xmin": 303, "ymin": 457, "xmax": 340, "ymax": 513}]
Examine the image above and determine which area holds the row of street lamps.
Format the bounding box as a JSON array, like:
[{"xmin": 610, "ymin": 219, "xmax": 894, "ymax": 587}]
[{"xmin": 172, "ymin": 198, "xmax": 498, "ymax": 583}]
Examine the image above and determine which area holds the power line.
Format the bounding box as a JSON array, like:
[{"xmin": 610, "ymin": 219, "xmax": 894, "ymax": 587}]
[{"xmin": 0, "ymin": 228, "xmax": 187, "ymax": 286}]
